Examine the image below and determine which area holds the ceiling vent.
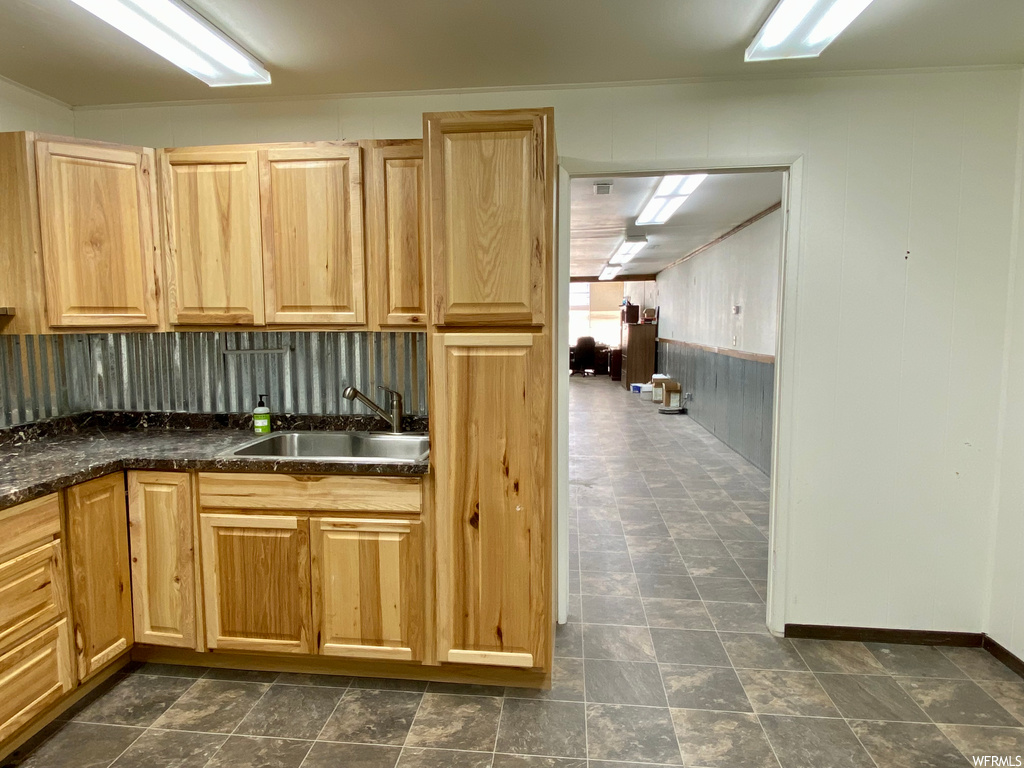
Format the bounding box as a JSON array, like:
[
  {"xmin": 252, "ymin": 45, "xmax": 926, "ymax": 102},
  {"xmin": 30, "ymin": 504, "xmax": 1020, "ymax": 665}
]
[{"xmin": 593, "ymin": 181, "xmax": 613, "ymax": 195}]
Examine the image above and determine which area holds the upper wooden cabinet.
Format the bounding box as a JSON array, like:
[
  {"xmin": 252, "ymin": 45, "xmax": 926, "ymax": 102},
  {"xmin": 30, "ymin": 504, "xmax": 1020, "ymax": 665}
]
[
  {"xmin": 365, "ymin": 141, "xmax": 429, "ymax": 328},
  {"xmin": 260, "ymin": 144, "xmax": 366, "ymax": 325},
  {"xmin": 424, "ymin": 109, "xmax": 554, "ymax": 327},
  {"xmin": 431, "ymin": 333, "xmax": 551, "ymax": 669},
  {"xmin": 35, "ymin": 140, "xmax": 160, "ymax": 328},
  {"xmin": 0, "ymin": 132, "xmax": 161, "ymax": 333},
  {"xmin": 127, "ymin": 472, "xmax": 198, "ymax": 649},
  {"xmin": 159, "ymin": 147, "xmax": 265, "ymax": 326},
  {"xmin": 65, "ymin": 474, "xmax": 133, "ymax": 681}
]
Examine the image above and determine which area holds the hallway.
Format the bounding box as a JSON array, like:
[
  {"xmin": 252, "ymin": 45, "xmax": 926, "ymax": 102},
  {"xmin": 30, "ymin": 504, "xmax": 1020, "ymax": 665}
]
[{"xmin": 564, "ymin": 375, "xmax": 1024, "ymax": 766}]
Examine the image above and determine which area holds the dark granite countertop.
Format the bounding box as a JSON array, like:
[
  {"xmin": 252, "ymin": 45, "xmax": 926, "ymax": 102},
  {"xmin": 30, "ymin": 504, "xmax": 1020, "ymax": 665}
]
[{"xmin": 0, "ymin": 412, "xmax": 430, "ymax": 511}]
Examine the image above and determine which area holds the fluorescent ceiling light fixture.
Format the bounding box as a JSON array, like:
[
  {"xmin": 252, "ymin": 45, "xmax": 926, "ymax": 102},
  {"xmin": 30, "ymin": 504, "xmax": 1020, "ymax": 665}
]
[
  {"xmin": 635, "ymin": 174, "xmax": 707, "ymax": 226},
  {"xmin": 67, "ymin": 0, "xmax": 271, "ymax": 86},
  {"xmin": 599, "ymin": 266, "xmax": 621, "ymax": 281},
  {"xmin": 746, "ymin": 0, "xmax": 875, "ymax": 62},
  {"xmin": 610, "ymin": 236, "xmax": 648, "ymax": 265}
]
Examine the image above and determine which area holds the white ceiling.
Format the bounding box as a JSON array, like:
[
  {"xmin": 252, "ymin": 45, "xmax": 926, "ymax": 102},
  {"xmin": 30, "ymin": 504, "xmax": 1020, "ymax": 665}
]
[
  {"xmin": 570, "ymin": 171, "xmax": 784, "ymax": 278},
  {"xmin": 1, "ymin": 0, "xmax": 1023, "ymax": 106}
]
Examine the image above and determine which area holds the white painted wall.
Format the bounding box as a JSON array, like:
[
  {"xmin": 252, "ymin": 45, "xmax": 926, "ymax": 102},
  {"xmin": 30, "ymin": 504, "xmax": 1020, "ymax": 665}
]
[
  {"xmin": 987, "ymin": 79, "xmax": 1024, "ymax": 660},
  {"xmin": 621, "ymin": 280, "xmax": 658, "ymax": 313},
  {"xmin": 0, "ymin": 77, "xmax": 73, "ymax": 133},
  {"xmin": 657, "ymin": 209, "xmax": 782, "ymax": 356},
  {"xmin": 4, "ymin": 68, "xmax": 1024, "ymax": 637}
]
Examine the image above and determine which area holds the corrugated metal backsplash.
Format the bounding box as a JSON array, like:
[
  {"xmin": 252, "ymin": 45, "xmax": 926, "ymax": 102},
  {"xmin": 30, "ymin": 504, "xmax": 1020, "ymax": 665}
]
[{"xmin": 0, "ymin": 332, "xmax": 428, "ymax": 429}]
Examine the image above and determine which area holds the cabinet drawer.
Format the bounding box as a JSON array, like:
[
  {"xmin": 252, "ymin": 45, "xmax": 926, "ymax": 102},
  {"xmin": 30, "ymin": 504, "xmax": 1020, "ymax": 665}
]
[
  {"xmin": 0, "ymin": 495, "xmax": 61, "ymax": 562},
  {"xmin": 0, "ymin": 621, "xmax": 74, "ymax": 743},
  {"xmin": 198, "ymin": 473, "xmax": 422, "ymax": 513},
  {"xmin": 0, "ymin": 541, "xmax": 67, "ymax": 652}
]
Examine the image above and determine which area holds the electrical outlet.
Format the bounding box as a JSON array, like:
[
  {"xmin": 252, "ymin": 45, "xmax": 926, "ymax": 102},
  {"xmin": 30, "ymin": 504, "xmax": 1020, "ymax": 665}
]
[{"xmin": 732, "ymin": 335, "xmax": 738, "ymax": 346}]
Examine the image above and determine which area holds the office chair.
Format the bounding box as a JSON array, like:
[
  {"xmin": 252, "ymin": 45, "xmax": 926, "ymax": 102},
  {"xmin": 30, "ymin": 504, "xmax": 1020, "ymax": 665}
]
[{"xmin": 572, "ymin": 336, "xmax": 597, "ymax": 376}]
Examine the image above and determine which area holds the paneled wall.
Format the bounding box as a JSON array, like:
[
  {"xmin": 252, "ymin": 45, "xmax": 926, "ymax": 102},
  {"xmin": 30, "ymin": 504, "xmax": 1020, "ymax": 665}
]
[
  {"xmin": 659, "ymin": 341, "xmax": 774, "ymax": 475},
  {"xmin": 0, "ymin": 331, "xmax": 427, "ymax": 428},
  {"xmin": 0, "ymin": 77, "xmax": 73, "ymax": 134},
  {"xmin": 0, "ymin": 68, "xmax": 1020, "ymax": 636},
  {"xmin": 987, "ymin": 77, "xmax": 1024, "ymax": 661},
  {"xmin": 657, "ymin": 209, "xmax": 783, "ymax": 356}
]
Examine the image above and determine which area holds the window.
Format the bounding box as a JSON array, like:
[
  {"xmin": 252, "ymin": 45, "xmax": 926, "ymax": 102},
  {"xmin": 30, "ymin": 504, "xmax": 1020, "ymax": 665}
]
[{"xmin": 569, "ymin": 282, "xmax": 623, "ymax": 347}]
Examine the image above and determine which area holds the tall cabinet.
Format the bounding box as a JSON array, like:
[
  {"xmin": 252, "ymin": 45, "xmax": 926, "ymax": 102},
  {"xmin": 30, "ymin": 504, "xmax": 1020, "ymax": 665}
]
[{"xmin": 425, "ymin": 108, "xmax": 554, "ymax": 671}]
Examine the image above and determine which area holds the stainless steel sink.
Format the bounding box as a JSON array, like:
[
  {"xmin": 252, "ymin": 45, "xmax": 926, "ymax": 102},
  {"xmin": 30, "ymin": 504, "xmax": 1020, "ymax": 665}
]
[{"xmin": 229, "ymin": 431, "xmax": 429, "ymax": 463}]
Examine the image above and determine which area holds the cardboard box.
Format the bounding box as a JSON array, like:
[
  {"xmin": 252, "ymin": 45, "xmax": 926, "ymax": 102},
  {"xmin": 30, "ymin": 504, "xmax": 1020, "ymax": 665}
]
[
  {"xmin": 662, "ymin": 380, "xmax": 682, "ymax": 408},
  {"xmin": 652, "ymin": 376, "xmax": 676, "ymax": 404}
]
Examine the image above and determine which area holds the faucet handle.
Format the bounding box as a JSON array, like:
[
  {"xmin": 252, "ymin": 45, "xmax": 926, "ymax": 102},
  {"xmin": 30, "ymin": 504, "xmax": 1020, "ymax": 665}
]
[{"xmin": 377, "ymin": 385, "xmax": 402, "ymax": 403}]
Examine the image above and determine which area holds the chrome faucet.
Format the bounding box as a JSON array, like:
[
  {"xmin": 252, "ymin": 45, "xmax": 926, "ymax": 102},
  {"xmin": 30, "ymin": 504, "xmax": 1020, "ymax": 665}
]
[{"xmin": 343, "ymin": 386, "xmax": 404, "ymax": 434}]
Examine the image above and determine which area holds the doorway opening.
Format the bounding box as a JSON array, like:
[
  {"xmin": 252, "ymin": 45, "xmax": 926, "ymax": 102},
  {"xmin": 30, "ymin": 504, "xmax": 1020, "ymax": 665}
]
[{"xmin": 557, "ymin": 166, "xmax": 791, "ymax": 639}]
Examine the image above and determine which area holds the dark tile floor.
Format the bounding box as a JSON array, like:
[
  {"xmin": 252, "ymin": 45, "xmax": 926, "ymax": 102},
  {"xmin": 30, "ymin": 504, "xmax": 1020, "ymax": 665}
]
[{"xmin": 6, "ymin": 375, "xmax": 1024, "ymax": 767}]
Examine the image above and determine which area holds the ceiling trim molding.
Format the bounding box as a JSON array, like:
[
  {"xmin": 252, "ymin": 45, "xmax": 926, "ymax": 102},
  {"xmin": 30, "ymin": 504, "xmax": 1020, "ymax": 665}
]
[
  {"xmin": 0, "ymin": 74, "xmax": 72, "ymax": 109},
  {"xmin": 660, "ymin": 201, "xmax": 782, "ymax": 274},
  {"xmin": 67, "ymin": 63, "xmax": 1023, "ymax": 112},
  {"xmin": 570, "ymin": 274, "xmax": 658, "ymax": 284}
]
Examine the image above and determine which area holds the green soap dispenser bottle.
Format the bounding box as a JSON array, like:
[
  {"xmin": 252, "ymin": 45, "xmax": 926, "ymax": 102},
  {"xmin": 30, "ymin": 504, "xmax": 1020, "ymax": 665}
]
[{"xmin": 253, "ymin": 394, "xmax": 271, "ymax": 434}]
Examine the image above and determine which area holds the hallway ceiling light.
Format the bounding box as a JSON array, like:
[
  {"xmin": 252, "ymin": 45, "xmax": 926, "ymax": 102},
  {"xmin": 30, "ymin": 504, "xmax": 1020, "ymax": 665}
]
[
  {"xmin": 67, "ymin": 0, "xmax": 271, "ymax": 86},
  {"xmin": 610, "ymin": 236, "xmax": 648, "ymax": 265},
  {"xmin": 635, "ymin": 174, "xmax": 707, "ymax": 226},
  {"xmin": 599, "ymin": 266, "xmax": 621, "ymax": 281},
  {"xmin": 746, "ymin": 0, "xmax": 875, "ymax": 61}
]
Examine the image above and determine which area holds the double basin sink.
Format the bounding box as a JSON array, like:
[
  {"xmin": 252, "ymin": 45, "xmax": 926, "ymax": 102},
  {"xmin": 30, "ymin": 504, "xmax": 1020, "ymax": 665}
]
[{"xmin": 230, "ymin": 431, "xmax": 429, "ymax": 465}]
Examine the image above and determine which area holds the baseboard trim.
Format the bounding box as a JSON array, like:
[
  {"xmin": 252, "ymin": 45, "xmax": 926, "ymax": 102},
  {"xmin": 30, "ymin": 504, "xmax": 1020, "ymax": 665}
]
[
  {"xmin": 785, "ymin": 624, "xmax": 984, "ymax": 647},
  {"xmin": 785, "ymin": 624, "xmax": 1024, "ymax": 682},
  {"xmin": 983, "ymin": 635, "xmax": 1024, "ymax": 681}
]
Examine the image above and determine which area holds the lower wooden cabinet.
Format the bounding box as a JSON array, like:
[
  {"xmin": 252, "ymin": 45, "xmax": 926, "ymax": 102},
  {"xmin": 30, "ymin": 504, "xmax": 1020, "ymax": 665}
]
[
  {"xmin": 0, "ymin": 493, "xmax": 74, "ymax": 744},
  {"xmin": 66, "ymin": 474, "xmax": 134, "ymax": 681},
  {"xmin": 311, "ymin": 517, "xmax": 423, "ymax": 661},
  {"xmin": 0, "ymin": 621, "xmax": 74, "ymax": 743},
  {"xmin": 199, "ymin": 513, "xmax": 313, "ymax": 654},
  {"xmin": 432, "ymin": 333, "xmax": 552, "ymax": 669},
  {"xmin": 127, "ymin": 472, "xmax": 198, "ymax": 649},
  {"xmin": 0, "ymin": 541, "xmax": 68, "ymax": 652}
]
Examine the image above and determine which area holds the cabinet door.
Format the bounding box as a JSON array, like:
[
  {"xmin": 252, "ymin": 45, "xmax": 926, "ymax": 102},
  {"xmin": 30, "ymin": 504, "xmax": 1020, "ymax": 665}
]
[
  {"xmin": 0, "ymin": 621, "xmax": 74, "ymax": 743},
  {"xmin": 432, "ymin": 333, "xmax": 551, "ymax": 669},
  {"xmin": 161, "ymin": 149, "xmax": 264, "ymax": 325},
  {"xmin": 35, "ymin": 140, "xmax": 159, "ymax": 327},
  {"xmin": 311, "ymin": 517, "xmax": 423, "ymax": 661},
  {"xmin": 366, "ymin": 141, "xmax": 428, "ymax": 328},
  {"xmin": 424, "ymin": 109, "xmax": 553, "ymax": 327},
  {"xmin": 127, "ymin": 472, "xmax": 197, "ymax": 649},
  {"xmin": 260, "ymin": 145, "xmax": 365, "ymax": 325},
  {"xmin": 66, "ymin": 474, "xmax": 133, "ymax": 681},
  {"xmin": 200, "ymin": 513, "xmax": 312, "ymax": 654}
]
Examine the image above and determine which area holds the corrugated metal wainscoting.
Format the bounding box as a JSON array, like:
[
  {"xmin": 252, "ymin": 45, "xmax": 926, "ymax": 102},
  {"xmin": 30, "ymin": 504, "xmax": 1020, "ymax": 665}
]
[
  {"xmin": 0, "ymin": 331, "xmax": 428, "ymax": 429},
  {"xmin": 659, "ymin": 340, "xmax": 774, "ymax": 475}
]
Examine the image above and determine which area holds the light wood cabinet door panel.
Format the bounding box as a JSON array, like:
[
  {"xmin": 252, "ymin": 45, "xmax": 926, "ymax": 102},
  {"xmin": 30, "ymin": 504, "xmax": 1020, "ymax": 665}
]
[
  {"xmin": 432, "ymin": 333, "xmax": 551, "ymax": 669},
  {"xmin": 66, "ymin": 474, "xmax": 133, "ymax": 681},
  {"xmin": 366, "ymin": 141, "xmax": 428, "ymax": 328},
  {"xmin": 260, "ymin": 145, "xmax": 366, "ymax": 325},
  {"xmin": 127, "ymin": 472, "xmax": 197, "ymax": 649},
  {"xmin": 35, "ymin": 141, "xmax": 159, "ymax": 327},
  {"xmin": 200, "ymin": 513, "xmax": 312, "ymax": 654},
  {"xmin": 424, "ymin": 109, "xmax": 553, "ymax": 327},
  {"xmin": 311, "ymin": 517, "xmax": 423, "ymax": 661},
  {"xmin": 0, "ymin": 494, "xmax": 60, "ymax": 564},
  {"xmin": 161, "ymin": 149, "xmax": 264, "ymax": 325},
  {"xmin": 0, "ymin": 621, "xmax": 74, "ymax": 743},
  {"xmin": 0, "ymin": 541, "xmax": 68, "ymax": 653}
]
